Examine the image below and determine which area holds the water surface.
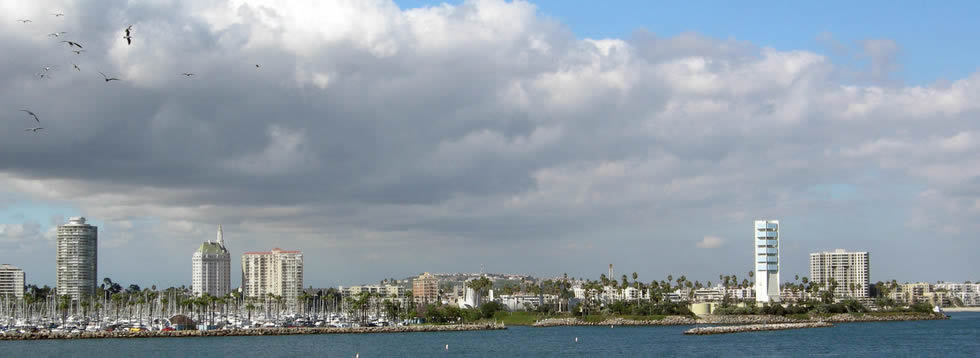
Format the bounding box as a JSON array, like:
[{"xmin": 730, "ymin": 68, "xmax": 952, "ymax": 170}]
[{"xmin": 3, "ymin": 312, "xmax": 978, "ymax": 357}]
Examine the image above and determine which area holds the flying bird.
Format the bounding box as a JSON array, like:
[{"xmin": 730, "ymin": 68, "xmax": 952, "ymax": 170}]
[
  {"xmin": 123, "ymin": 25, "xmax": 132, "ymax": 45},
  {"xmin": 41, "ymin": 66, "xmax": 57, "ymax": 72},
  {"xmin": 99, "ymin": 71, "xmax": 121, "ymax": 82},
  {"xmin": 17, "ymin": 19, "xmax": 32, "ymax": 23},
  {"xmin": 181, "ymin": 73, "xmax": 194, "ymax": 76},
  {"xmin": 48, "ymin": 32, "xmax": 66, "ymax": 37},
  {"xmin": 71, "ymin": 50, "xmax": 85, "ymax": 55},
  {"xmin": 73, "ymin": 63, "xmax": 80, "ymax": 71},
  {"xmin": 53, "ymin": 13, "xmax": 64, "ymax": 17},
  {"xmin": 20, "ymin": 109, "xmax": 40, "ymax": 122},
  {"xmin": 35, "ymin": 72, "xmax": 51, "ymax": 79},
  {"xmin": 255, "ymin": 64, "xmax": 260, "ymax": 68},
  {"xmin": 25, "ymin": 127, "xmax": 44, "ymax": 133},
  {"xmin": 61, "ymin": 40, "xmax": 83, "ymax": 48}
]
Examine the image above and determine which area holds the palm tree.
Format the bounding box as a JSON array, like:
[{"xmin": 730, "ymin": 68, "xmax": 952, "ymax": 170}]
[{"xmin": 245, "ymin": 300, "xmax": 256, "ymax": 322}]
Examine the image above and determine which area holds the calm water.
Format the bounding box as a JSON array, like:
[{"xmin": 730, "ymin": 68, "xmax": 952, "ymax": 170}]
[{"xmin": 3, "ymin": 312, "xmax": 978, "ymax": 357}]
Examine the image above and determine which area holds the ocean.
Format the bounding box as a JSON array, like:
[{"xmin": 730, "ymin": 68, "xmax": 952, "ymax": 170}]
[{"xmin": 2, "ymin": 312, "xmax": 977, "ymax": 357}]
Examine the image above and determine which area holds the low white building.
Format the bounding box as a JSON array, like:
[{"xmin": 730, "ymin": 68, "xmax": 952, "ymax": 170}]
[{"xmin": 498, "ymin": 294, "xmax": 558, "ymax": 311}]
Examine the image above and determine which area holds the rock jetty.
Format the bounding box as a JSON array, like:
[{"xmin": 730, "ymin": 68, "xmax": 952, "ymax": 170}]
[
  {"xmin": 531, "ymin": 312, "xmax": 946, "ymax": 327},
  {"xmin": 0, "ymin": 323, "xmax": 506, "ymax": 341},
  {"xmin": 684, "ymin": 322, "xmax": 833, "ymax": 335},
  {"xmin": 532, "ymin": 316, "xmax": 696, "ymax": 327}
]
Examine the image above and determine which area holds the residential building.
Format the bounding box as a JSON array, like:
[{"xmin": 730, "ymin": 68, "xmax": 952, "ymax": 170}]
[
  {"xmin": 809, "ymin": 249, "xmax": 870, "ymax": 300},
  {"xmin": 339, "ymin": 284, "xmax": 407, "ymax": 298},
  {"xmin": 242, "ymin": 248, "xmax": 304, "ymax": 305},
  {"xmin": 56, "ymin": 217, "xmax": 97, "ymax": 301},
  {"xmin": 413, "ymin": 272, "xmax": 439, "ymax": 304},
  {"xmin": 0, "ymin": 264, "xmax": 25, "ymax": 300},
  {"xmin": 754, "ymin": 220, "xmax": 780, "ymax": 302},
  {"xmin": 897, "ymin": 282, "xmax": 933, "ymax": 304},
  {"xmin": 694, "ymin": 286, "xmax": 725, "ymax": 302},
  {"xmin": 192, "ymin": 225, "xmax": 231, "ymax": 297},
  {"xmin": 935, "ymin": 283, "xmax": 980, "ymax": 306}
]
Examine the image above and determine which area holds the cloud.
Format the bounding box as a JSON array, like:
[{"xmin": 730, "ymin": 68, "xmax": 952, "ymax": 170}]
[
  {"xmin": 0, "ymin": 0, "xmax": 977, "ymax": 286},
  {"xmin": 696, "ymin": 236, "xmax": 725, "ymax": 249}
]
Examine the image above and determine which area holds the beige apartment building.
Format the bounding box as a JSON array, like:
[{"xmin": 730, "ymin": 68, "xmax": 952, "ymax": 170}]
[
  {"xmin": 413, "ymin": 272, "xmax": 439, "ymax": 304},
  {"xmin": 242, "ymin": 248, "xmax": 304, "ymax": 305}
]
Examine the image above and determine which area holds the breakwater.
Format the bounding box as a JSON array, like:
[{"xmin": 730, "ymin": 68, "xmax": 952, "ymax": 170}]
[
  {"xmin": 0, "ymin": 323, "xmax": 506, "ymax": 341},
  {"xmin": 532, "ymin": 316, "xmax": 696, "ymax": 327},
  {"xmin": 684, "ymin": 322, "xmax": 834, "ymax": 335},
  {"xmin": 532, "ymin": 313, "xmax": 946, "ymax": 327}
]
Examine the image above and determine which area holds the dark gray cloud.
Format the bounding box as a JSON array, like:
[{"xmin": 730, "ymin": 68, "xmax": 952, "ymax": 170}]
[{"xmin": 1, "ymin": 0, "xmax": 978, "ymax": 287}]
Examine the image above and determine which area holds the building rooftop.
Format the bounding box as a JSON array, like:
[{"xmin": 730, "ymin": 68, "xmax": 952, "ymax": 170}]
[
  {"xmin": 0, "ymin": 264, "xmax": 21, "ymax": 270},
  {"xmin": 196, "ymin": 241, "xmax": 228, "ymax": 255},
  {"xmin": 242, "ymin": 248, "xmax": 302, "ymax": 255}
]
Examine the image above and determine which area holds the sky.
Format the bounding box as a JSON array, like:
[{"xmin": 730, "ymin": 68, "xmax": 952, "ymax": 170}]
[{"xmin": 0, "ymin": 0, "xmax": 978, "ymax": 289}]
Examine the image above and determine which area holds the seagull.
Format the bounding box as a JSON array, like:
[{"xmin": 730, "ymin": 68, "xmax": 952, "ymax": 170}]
[
  {"xmin": 99, "ymin": 71, "xmax": 121, "ymax": 82},
  {"xmin": 181, "ymin": 73, "xmax": 194, "ymax": 77},
  {"xmin": 35, "ymin": 72, "xmax": 51, "ymax": 79},
  {"xmin": 48, "ymin": 32, "xmax": 66, "ymax": 37},
  {"xmin": 123, "ymin": 25, "xmax": 132, "ymax": 45},
  {"xmin": 73, "ymin": 63, "xmax": 80, "ymax": 71},
  {"xmin": 41, "ymin": 66, "xmax": 57, "ymax": 72},
  {"xmin": 71, "ymin": 50, "xmax": 85, "ymax": 55},
  {"xmin": 25, "ymin": 127, "xmax": 44, "ymax": 132},
  {"xmin": 255, "ymin": 64, "xmax": 260, "ymax": 68},
  {"xmin": 17, "ymin": 19, "xmax": 32, "ymax": 23},
  {"xmin": 53, "ymin": 13, "xmax": 64, "ymax": 17},
  {"xmin": 20, "ymin": 110, "xmax": 40, "ymax": 122},
  {"xmin": 61, "ymin": 40, "xmax": 83, "ymax": 48}
]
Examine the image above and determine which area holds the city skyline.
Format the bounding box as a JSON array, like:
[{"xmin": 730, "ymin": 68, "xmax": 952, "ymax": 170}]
[{"xmin": 2, "ymin": 0, "xmax": 979, "ymax": 287}]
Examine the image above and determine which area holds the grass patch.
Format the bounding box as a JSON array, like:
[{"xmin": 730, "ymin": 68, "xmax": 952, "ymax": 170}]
[
  {"xmin": 487, "ymin": 311, "xmax": 559, "ymax": 326},
  {"xmin": 582, "ymin": 315, "xmax": 606, "ymax": 323},
  {"xmin": 787, "ymin": 313, "xmax": 811, "ymax": 320}
]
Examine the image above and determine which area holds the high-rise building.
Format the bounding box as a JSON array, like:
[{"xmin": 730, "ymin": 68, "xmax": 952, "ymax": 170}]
[
  {"xmin": 56, "ymin": 217, "xmax": 97, "ymax": 301},
  {"xmin": 754, "ymin": 220, "xmax": 780, "ymax": 303},
  {"xmin": 809, "ymin": 249, "xmax": 870, "ymax": 300},
  {"xmin": 0, "ymin": 264, "xmax": 25, "ymax": 300},
  {"xmin": 413, "ymin": 272, "xmax": 439, "ymax": 304},
  {"xmin": 242, "ymin": 248, "xmax": 304, "ymax": 305},
  {"xmin": 192, "ymin": 225, "xmax": 232, "ymax": 297}
]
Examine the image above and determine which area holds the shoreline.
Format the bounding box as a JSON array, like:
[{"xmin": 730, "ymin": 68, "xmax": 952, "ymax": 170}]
[
  {"xmin": 941, "ymin": 307, "xmax": 980, "ymax": 312},
  {"xmin": 531, "ymin": 313, "xmax": 948, "ymax": 327},
  {"xmin": 0, "ymin": 323, "xmax": 506, "ymax": 341}
]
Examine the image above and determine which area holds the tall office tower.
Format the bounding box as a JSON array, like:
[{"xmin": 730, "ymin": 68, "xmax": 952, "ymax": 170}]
[
  {"xmin": 56, "ymin": 217, "xmax": 98, "ymax": 301},
  {"xmin": 810, "ymin": 249, "xmax": 870, "ymax": 300},
  {"xmin": 242, "ymin": 248, "xmax": 304, "ymax": 305},
  {"xmin": 0, "ymin": 264, "xmax": 25, "ymax": 300},
  {"xmin": 754, "ymin": 220, "xmax": 780, "ymax": 303},
  {"xmin": 192, "ymin": 225, "xmax": 232, "ymax": 297}
]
